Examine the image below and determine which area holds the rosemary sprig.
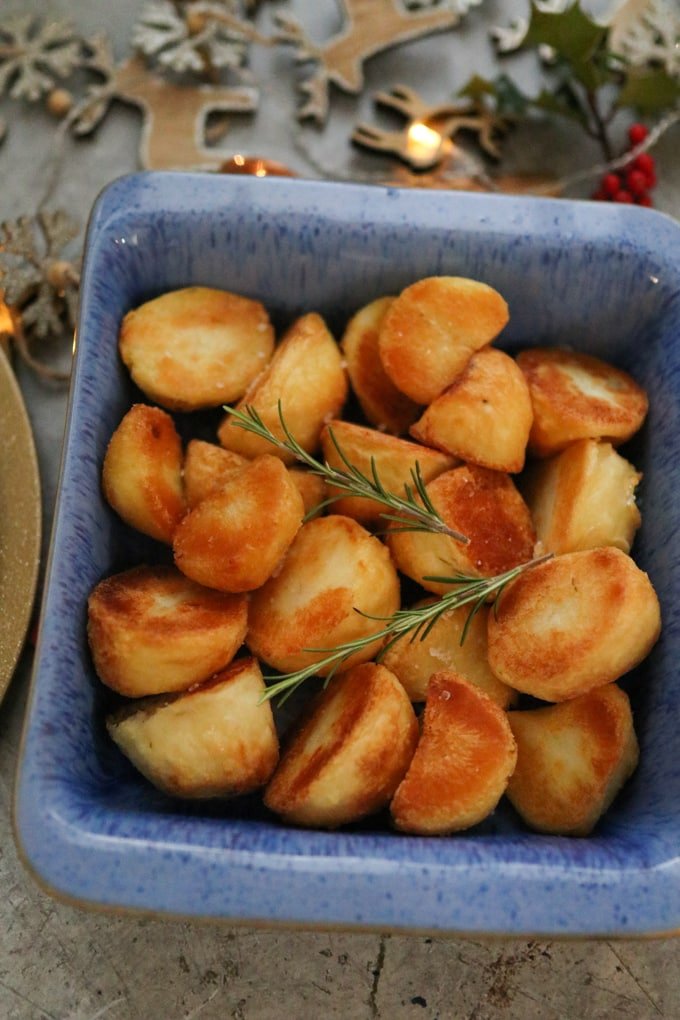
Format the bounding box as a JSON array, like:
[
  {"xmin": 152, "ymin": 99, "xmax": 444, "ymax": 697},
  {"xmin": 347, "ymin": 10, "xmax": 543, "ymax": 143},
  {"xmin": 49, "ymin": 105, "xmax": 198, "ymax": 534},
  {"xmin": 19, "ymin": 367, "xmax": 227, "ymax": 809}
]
[
  {"xmin": 260, "ymin": 553, "xmax": 553, "ymax": 703},
  {"xmin": 223, "ymin": 402, "xmax": 469, "ymax": 543}
]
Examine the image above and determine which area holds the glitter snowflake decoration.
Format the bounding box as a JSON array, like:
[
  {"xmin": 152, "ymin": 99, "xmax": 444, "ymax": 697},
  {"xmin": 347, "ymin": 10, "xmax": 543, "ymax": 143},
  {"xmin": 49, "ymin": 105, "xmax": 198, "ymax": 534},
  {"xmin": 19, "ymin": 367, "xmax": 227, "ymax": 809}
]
[
  {"xmin": 609, "ymin": 0, "xmax": 680, "ymax": 77},
  {"xmin": 132, "ymin": 1, "xmax": 251, "ymax": 77},
  {"xmin": 0, "ymin": 15, "xmax": 81, "ymax": 101},
  {"xmin": 0, "ymin": 212, "xmax": 80, "ymax": 380}
]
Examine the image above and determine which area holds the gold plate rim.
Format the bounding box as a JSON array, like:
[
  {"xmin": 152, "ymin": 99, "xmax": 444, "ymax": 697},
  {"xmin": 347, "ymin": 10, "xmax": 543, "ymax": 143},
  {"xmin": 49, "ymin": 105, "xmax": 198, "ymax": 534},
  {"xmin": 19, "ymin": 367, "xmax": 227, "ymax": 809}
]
[{"xmin": 0, "ymin": 349, "xmax": 41, "ymax": 702}]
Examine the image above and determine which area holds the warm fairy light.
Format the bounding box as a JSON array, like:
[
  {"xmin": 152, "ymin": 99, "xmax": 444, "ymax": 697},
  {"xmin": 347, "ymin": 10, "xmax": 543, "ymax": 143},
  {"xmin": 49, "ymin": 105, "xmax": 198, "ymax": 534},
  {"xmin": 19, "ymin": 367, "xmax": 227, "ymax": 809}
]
[
  {"xmin": 254, "ymin": 161, "xmax": 267, "ymax": 177},
  {"xmin": 233, "ymin": 153, "xmax": 245, "ymax": 166},
  {"xmin": 406, "ymin": 121, "xmax": 444, "ymax": 167},
  {"xmin": 0, "ymin": 295, "xmax": 14, "ymax": 336}
]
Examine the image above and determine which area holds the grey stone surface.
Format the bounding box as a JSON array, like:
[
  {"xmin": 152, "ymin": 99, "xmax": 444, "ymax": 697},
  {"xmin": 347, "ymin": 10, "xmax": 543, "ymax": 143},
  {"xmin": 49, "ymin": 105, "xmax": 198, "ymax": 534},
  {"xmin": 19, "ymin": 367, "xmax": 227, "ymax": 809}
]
[{"xmin": 1, "ymin": 1, "xmax": 679, "ymax": 1017}]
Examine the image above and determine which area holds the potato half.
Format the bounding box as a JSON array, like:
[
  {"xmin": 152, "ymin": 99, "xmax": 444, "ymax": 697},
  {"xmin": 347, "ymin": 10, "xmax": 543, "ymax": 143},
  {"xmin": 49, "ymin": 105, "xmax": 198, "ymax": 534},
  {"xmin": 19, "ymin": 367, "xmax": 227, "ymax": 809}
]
[
  {"xmin": 173, "ymin": 454, "xmax": 304, "ymax": 593},
  {"xmin": 264, "ymin": 662, "xmax": 418, "ymax": 828},
  {"xmin": 102, "ymin": 404, "xmax": 185, "ymax": 544},
  {"xmin": 388, "ymin": 465, "xmax": 535, "ymax": 595},
  {"xmin": 382, "ymin": 599, "xmax": 515, "ymax": 707},
  {"xmin": 390, "ymin": 672, "xmax": 517, "ymax": 835},
  {"xmin": 184, "ymin": 440, "xmax": 248, "ymax": 509},
  {"xmin": 517, "ymin": 347, "xmax": 648, "ymax": 457},
  {"xmin": 88, "ymin": 565, "xmax": 247, "ymax": 697},
  {"xmin": 410, "ymin": 347, "xmax": 533, "ymax": 473},
  {"xmin": 506, "ymin": 684, "xmax": 638, "ymax": 835},
  {"xmin": 340, "ymin": 296, "xmax": 420, "ymax": 434},
  {"xmin": 487, "ymin": 547, "xmax": 661, "ymax": 702},
  {"xmin": 218, "ymin": 312, "xmax": 347, "ymax": 463},
  {"xmin": 288, "ymin": 469, "xmax": 327, "ymax": 519},
  {"xmin": 525, "ymin": 439, "xmax": 642, "ymax": 556},
  {"xmin": 378, "ymin": 276, "xmax": 509, "ymax": 404},
  {"xmin": 119, "ymin": 287, "xmax": 274, "ymax": 411},
  {"xmin": 183, "ymin": 441, "xmax": 326, "ymax": 518},
  {"xmin": 107, "ymin": 658, "xmax": 279, "ymax": 799},
  {"xmin": 247, "ymin": 515, "xmax": 400, "ymax": 675},
  {"xmin": 320, "ymin": 420, "xmax": 456, "ymax": 528}
]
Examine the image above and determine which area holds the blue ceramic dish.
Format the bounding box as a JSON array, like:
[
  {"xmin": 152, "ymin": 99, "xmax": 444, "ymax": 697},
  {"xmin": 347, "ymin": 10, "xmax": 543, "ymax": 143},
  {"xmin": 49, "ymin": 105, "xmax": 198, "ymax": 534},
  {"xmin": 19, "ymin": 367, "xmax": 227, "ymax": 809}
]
[{"xmin": 15, "ymin": 174, "xmax": 680, "ymax": 935}]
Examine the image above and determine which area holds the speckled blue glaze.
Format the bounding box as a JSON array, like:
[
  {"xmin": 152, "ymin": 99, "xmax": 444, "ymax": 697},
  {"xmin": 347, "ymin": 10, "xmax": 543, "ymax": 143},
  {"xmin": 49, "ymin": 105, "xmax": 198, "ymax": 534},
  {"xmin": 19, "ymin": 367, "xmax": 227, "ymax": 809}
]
[{"xmin": 15, "ymin": 173, "xmax": 680, "ymax": 934}]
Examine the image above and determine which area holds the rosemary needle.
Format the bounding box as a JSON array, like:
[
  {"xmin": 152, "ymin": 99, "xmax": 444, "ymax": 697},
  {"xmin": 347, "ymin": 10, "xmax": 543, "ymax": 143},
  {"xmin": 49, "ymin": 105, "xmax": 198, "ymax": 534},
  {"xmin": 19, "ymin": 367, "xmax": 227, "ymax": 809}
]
[
  {"xmin": 223, "ymin": 401, "xmax": 469, "ymax": 543},
  {"xmin": 260, "ymin": 554, "xmax": 553, "ymax": 704}
]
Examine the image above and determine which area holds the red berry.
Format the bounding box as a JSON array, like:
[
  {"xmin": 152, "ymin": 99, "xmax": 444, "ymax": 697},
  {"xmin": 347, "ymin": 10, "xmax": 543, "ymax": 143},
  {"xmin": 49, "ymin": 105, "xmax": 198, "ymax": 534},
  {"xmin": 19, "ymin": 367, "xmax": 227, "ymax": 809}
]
[
  {"xmin": 645, "ymin": 171, "xmax": 658, "ymax": 190},
  {"xmin": 628, "ymin": 123, "xmax": 648, "ymax": 146},
  {"xmin": 633, "ymin": 152, "xmax": 655, "ymax": 176},
  {"xmin": 602, "ymin": 173, "xmax": 621, "ymax": 196},
  {"xmin": 614, "ymin": 189, "xmax": 633, "ymax": 203},
  {"xmin": 626, "ymin": 169, "xmax": 649, "ymax": 197},
  {"xmin": 637, "ymin": 195, "xmax": 653, "ymax": 208}
]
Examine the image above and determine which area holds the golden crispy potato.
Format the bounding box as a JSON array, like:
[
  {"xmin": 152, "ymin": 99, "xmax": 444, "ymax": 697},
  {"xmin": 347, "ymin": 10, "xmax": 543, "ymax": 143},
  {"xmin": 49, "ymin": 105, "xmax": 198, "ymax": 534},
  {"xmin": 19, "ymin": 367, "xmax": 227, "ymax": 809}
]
[
  {"xmin": 506, "ymin": 685, "xmax": 638, "ymax": 835},
  {"xmin": 340, "ymin": 297, "xmax": 420, "ymax": 434},
  {"xmin": 382, "ymin": 599, "xmax": 515, "ymax": 707},
  {"xmin": 107, "ymin": 658, "xmax": 279, "ymax": 799},
  {"xmin": 88, "ymin": 565, "xmax": 247, "ymax": 697},
  {"xmin": 288, "ymin": 468, "xmax": 327, "ymax": 519},
  {"xmin": 218, "ymin": 313, "xmax": 348, "ymax": 463},
  {"xmin": 388, "ymin": 465, "xmax": 535, "ymax": 595},
  {"xmin": 517, "ymin": 347, "xmax": 648, "ymax": 457},
  {"xmin": 184, "ymin": 440, "xmax": 248, "ymax": 509},
  {"xmin": 378, "ymin": 276, "xmax": 509, "ymax": 404},
  {"xmin": 390, "ymin": 672, "xmax": 517, "ymax": 835},
  {"xmin": 264, "ymin": 663, "xmax": 418, "ymax": 828},
  {"xmin": 320, "ymin": 420, "xmax": 456, "ymax": 527},
  {"xmin": 173, "ymin": 455, "xmax": 304, "ymax": 593},
  {"xmin": 184, "ymin": 441, "xmax": 326, "ymax": 519},
  {"xmin": 102, "ymin": 404, "xmax": 185, "ymax": 544},
  {"xmin": 247, "ymin": 515, "xmax": 400, "ymax": 675},
  {"xmin": 525, "ymin": 439, "xmax": 642, "ymax": 556},
  {"xmin": 410, "ymin": 347, "xmax": 533, "ymax": 472},
  {"xmin": 119, "ymin": 287, "xmax": 274, "ymax": 411},
  {"xmin": 487, "ymin": 548, "xmax": 661, "ymax": 702}
]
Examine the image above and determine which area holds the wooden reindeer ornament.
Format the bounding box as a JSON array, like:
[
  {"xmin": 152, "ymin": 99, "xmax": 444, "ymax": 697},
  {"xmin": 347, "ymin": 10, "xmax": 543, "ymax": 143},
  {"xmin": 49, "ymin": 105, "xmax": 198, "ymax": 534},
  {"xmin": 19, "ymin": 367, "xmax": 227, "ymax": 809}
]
[
  {"xmin": 111, "ymin": 57, "xmax": 258, "ymax": 170},
  {"xmin": 352, "ymin": 83, "xmax": 507, "ymax": 170},
  {"xmin": 275, "ymin": 0, "xmax": 469, "ymax": 123}
]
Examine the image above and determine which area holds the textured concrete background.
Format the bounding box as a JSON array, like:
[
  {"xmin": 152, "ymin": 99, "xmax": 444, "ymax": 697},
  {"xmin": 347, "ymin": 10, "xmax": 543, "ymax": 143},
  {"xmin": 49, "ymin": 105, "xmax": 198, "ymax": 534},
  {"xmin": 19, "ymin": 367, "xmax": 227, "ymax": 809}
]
[{"xmin": 2, "ymin": 1, "xmax": 679, "ymax": 1017}]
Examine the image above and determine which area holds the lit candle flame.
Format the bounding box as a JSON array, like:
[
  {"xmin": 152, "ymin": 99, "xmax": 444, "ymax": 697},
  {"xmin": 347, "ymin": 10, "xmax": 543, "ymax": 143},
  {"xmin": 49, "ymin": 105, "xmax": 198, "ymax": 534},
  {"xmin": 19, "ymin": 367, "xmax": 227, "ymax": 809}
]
[{"xmin": 406, "ymin": 122, "xmax": 449, "ymax": 169}]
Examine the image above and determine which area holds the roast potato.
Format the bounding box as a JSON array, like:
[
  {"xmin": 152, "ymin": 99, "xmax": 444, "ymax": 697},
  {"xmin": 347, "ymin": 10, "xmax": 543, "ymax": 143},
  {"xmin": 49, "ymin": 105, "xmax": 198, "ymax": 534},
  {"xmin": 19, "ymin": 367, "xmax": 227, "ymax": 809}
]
[
  {"xmin": 173, "ymin": 455, "xmax": 304, "ymax": 592},
  {"xmin": 88, "ymin": 565, "xmax": 247, "ymax": 697},
  {"xmin": 487, "ymin": 547, "xmax": 661, "ymax": 702},
  {"xmin": 102, "ymin": 404, "xmax": 185, "ymax": 544},
  {"xmin": 107, "ymin": 658, "xmax": 279, "ymax": 799},
  {"xmin": 340, "ymin": 296, "xmax": 420, "ymax": 434},
  {"xmin": 381, "ymin": 598, "xmax": 515, "ymax": 707},
  {"xmin": 506, "ymin": 684, "xmax": 638, "ymax": 835},
  {"xmin": 119, "ymin": 287, "xmax": 274, "ymax": 411},
  {"xmin": 390, "ymin": 672, "xmax": 517, "ymax": 835},
  {"xmin": 388, "ymin": 465, "xmax": 535, "ymax": 595},
  {"xmin": 525, "ymin": 439, "xmax": 642, "ymax": 555},
  {"xmin": 183, "ymin": 440, "xmax": 248, "ymax": 509},
  {"xmin": 218, "ymin": 312, "xmax": 347, "ymax": 463},
  {"xmin": 247, "ymin": 515, "xmax": 400, "ymax": 675},
  {"xmin": 410, "ymin": 347, "xmax": 533, "ymax": 473},
  {"xmin": 517, "ymin": 347, "xmax": 648, "ymax": 457},
  {"xmin": 264, "ymin": 662, "xmax": 418, "ymax": 828},
  {"xmin": 378, "ymin": 276, "xmax": 509, "ymax": 404},
  {"xmin": 320, "ymin": 420, "xmax": 456, "ymax": 528}
]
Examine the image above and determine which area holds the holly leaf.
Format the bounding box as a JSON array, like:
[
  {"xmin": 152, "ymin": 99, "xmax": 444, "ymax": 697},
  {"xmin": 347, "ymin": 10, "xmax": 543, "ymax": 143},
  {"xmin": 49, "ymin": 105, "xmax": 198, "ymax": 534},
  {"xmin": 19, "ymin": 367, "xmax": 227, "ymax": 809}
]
[
  {"xmin": 523, "ymin": 1, "xmax": 606, "ymax": 66},
  {"xmin": 459, "ymin": 74, "xmax": 529, "ymax": 117},
  {"xmin": 532, "ymin": 86, "xmax": 589, "ymax": 127},
  {"xmin": 617, "ymin": 68, "xmax": 680, "ymax": 113}
]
